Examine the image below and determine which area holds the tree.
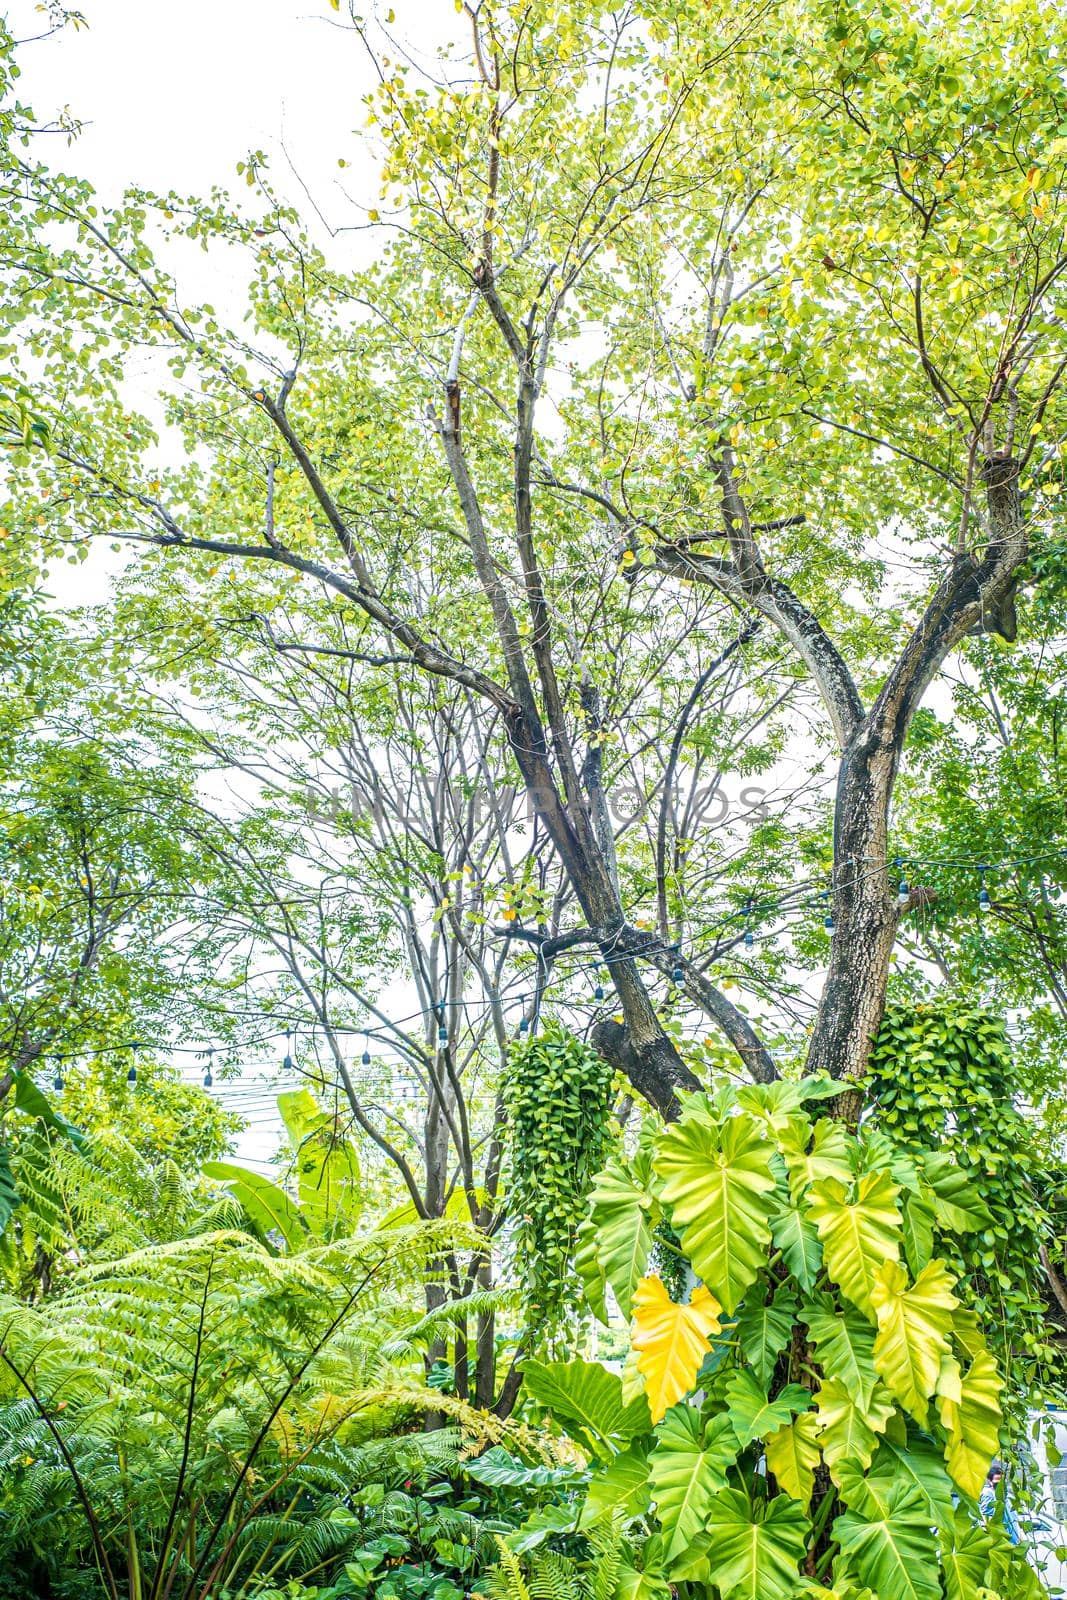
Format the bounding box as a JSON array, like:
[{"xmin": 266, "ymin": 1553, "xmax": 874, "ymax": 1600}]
[{"xmin": 3, "ymin": 0, "xmax": 1066, "ymax": 1122}]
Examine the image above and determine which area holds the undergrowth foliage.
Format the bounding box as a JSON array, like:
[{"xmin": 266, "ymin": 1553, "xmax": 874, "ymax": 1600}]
[{"xmin": 520, "ymin": 1075, "xmax": 1048, "ymax": 1600}]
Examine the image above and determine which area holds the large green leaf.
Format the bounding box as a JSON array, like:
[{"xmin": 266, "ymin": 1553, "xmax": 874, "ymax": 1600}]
[
  {"xmin": 919, "ymin": 1153, "xmax": 993, "ymax": 1233},
  {"xmin": 801, "ymin": 1295, "xmax": 878, "ymax": 1408},
  {"xmin": 936, "ymin": 1348, "xmax": 1003, "ymax": 1499},
  {"xmin": 723, "ymin": 1369, "xmax": 812, "ymax": 1448},
  {"xmin": 649, "ymin": 1406, "xmax": 736, "ymax": 1565},
  {"xmin": 871, "ymin": 1258, "xmax": 957, "ymax": 1426},
  {"xmin": 940, "ymin": 1509, "xmax": 994, "ymax": 1600},
  {"xmin": 865, "ymin": 1426, "xmax": 956, "ymax": 1531},
  {"xmin": 521, "ymin": 1357, "xmax": 649, "ymax": 1451},
  {"xmin": 735, "ymin": 1284, "xmax": 797, "ymax": 1388},
  {"xmin": 574, "ymin": 1213, "xmax": 610, "ymax": 1325},
  {"xmin": 277, "ymin": 1088, "xmax": 361, "ymax": 1232},
  {"xmin": 901, "ymin": 1192, "xmax": 936, "ymax": 1277},
  {"xmin": 581, "ymin": 1442, "xmax": 651, "ymax": 1526},
  {"xmin": 765, "ymin": 1410, "xmax": 821, "ymax": 1507},
  {"xmin": 771, "ymin": 1199, "xmax": 822, "ymax": 1294},
  {"xmin": 806, "ymin": 1170, "xmax": 902, "ymax": 1318},
  {"xmin": 12, "ymin": 1071, "xmax": 89, "ymax": 1154},
  {"xmin": 703, "ymin": 1487, "xmax": 810, "ymax": 1600},
  {"xmin": 202, "ymin": 1160, "xmax": 306, "ymax": 1252},
  {"xmin": 815, "ymin": 1376, "xmax": 895, "ymax": 1477},
  {"xmin": 588, "ymin": 1153, "xmax": 654, "ymax": 1318},
  {"xmin": 653, "ymin": 1110, "xmax": 777, "ymax": 1313},
  {"xmin": 0, "ymin": 1142, "xmax": 19, "ymax": 1236},
  {"xmin": 632, "ymin": 1275, "xmax": 722, "ymax": 1423},
  {"xmin": 780, "ymin": 1117, "xmax": 853, "ymax": 1207},
  {"xmin": 833, "ymin": 1484, "xmax": 941, "ymax": 1600},
  {"xmin": 463, "ymin": 1447, "xmax": 586, "ymax": 1490}
]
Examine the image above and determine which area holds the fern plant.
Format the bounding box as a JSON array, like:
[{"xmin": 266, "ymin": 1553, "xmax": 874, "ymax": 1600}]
[{"xmin": 0, "ymin": 1218, "xmax": 513, "ymax": 1599}]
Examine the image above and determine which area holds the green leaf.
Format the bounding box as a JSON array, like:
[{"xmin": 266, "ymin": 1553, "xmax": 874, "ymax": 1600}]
[
  {"xmin": 0, "ymin": 1142, "xmax": 19, "ymax": 1236},
  {"xmin": 581, "ymin": 1442, "xmax": 651, "ymax": 1526},
  {"xmin": 771, "ymin": 1199, "xmax": 822, "ymax": 1294},
  {"xmin": 901, "ymin": 1192, "xmax": 936, "ymax": 1277},
  {"xmin": 871, "ymin": 1258, "xmax": 957, "ymax": 1426},
  {"xmin": 202, "ymin": 1160, "xmax": 306, "ymax": 1252},
  {"xmin": 702, "ymin": 1487, "xmax": 810, "ymax": 1600},
  {"xmin": 940, "ymin": 1509, "xmax": 994, "ymax": 1600},
  {"xmin": 649, "ymin": 1406, "xmax": 736, "ymax": 1565},
  {"xmin": 463, "ymin": 1447, "xmax": 585, "ymax": 1490},
  {"xmin": 780, "ymin": 1116, "xmax": 853, "ymax": 1206},
  {"xmin": 865, "ymin": 1430, "xmax": 956, "ymax": 1531},
  {"xmin": 815, "ymin": 1376, "xmax": 895, "ymax": 1478},
  {"xmin": 588, "ymin": 1153, "xmax": 654, "ymax": 1317},
  {"xmin": 918, "ymin": 1153, "xmax": 993, "ymax": 1233},
  {"xmin": 653, "ymin": 1110, "xmax": 777, "ymax": 1313},
  {"xmin": 765, "ymin": 1410, "xmax": 821, "ymax": 1507},
  {"xmin": 801, "ymin": 1295, "xmax": 878, "ymax": 1408},
  {"xmin": 575, "ymin": 1213, "xmax": 610, "ymax": 1325},
  {"xmin": 833, "ymin": 1484, "xmax": 941, "ymax": 1600},
  {"xmin": 935, "ymin": 1348, "xmax": 1003, "ymax": 1499},
  {"xmin": 12, "ymin": 1072, "xmax": 89, "ymax": 1154},
  {"xmin": 723, "ymin": 1369, "xmax": 812, "ymax": 1448},
  {"xmin": 807, "ymin": 1170, "xmax": 902, "ymax": 1318},
  {"xmin": 521, "ymin": 1357, "xmax": 650, "ymax": 1451},
  {"xmin": 735, "ymin": 1284, "xmax": 797, "ymax": 1388}
]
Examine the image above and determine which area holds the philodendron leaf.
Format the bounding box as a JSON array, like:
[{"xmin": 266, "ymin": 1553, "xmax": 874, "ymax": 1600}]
[
  {"xmin": 574, "ymin": 1213, "xmax": 610, "ymax": 1326},
  {"xmin": 649, "ymin": 1407, "xmax": 736, "ymax": 1565},
  {"xmin": 702, "ymin": 1487, "xmax": 810, "ymax": 1600},
  {"xmin": 723, "ymin": 1369, "xmax": 812, "ymax": 1449},
  {"xmin": 631, "ymin": 1274, "xmax": 722, "ymax": 1424},
  {"xmin": 815, "ymin": 1376, "xmax": 895, "ymax": 1478},
  {"xmin": 779, "ymin": 1116, "xmax": 853, "ymax": 1206},
  {"xmin": 581, "ymin": 1442, "xmax": 651, "ymax": 1526},
  {"xmin": 865, "ymin": 1428, "xmax": 956, "ymax": 1532},
  {"xmin": 871, "ymin": 1258, "xmax": 957, "ymax": 1426},
  {"xmin": 463, "ymin": 1447, "xmax": 586, "ymax": 1490},
  {"xmin": 936, "ymin": 1348, "xmax": 1003, "ymax": 1499},
  {"xmin": 588, "ymin": 1153, "xmax": 654, "ymax": 1318},
  {"xmin": 940, "ymin": 1508, "xmax": 994, "ymax": 1600},
  {"xmin": 765, "ymin": 1410, "xmax": 822, "ymax": 1507},
  {"xmin": 801, "ymin": 1295, "xmax": 878, "ymax": 1407},
  {"xmin": 521, "ymin": 1357, "xmax": 650, "ymax": 1451},
  {"xmin": 653, "ymin": 1110, "xmax": 777, "ymax": 1314},
  {"xmin": 833, "ymin": 1484, "xmax": 941, "ymax": 1600},
  {"xmin": 771, "ymin": 1199, "xmax": 822, "ymax": 1294},
  {"xmin": 806, "ymin": 1170, "xmax": 902, "ymax": 1318},
  {"xmin": 735, "ymin": 1283, "xmax": 797, "ymax": 1388}
]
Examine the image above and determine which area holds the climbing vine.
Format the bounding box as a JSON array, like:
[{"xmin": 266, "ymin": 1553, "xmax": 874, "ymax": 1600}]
[
  {"xmin": 505, "ymin": 1024, "xmax": 615, "ymax": 1345},
  {"xmin": 867, "ymin": 1000, "xmax": 1062, "ymax": 1411}
]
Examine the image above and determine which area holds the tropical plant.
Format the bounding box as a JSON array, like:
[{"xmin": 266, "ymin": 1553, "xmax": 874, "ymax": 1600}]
[
  {"xmin": 0, "ymin": 1219, "xmax": 513, "ymax": 1599},
  {"xmin": 526, "ymin": 1076, "xmax": 1049, "ymax": 1600}
]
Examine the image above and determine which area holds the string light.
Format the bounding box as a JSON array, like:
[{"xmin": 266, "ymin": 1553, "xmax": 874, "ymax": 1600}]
[
  {"xmin": 978, "ymin": 864, "xmax": 992, "ymax": 914},
  {"xmin": 53, "ymin": 1067, "xmax": 64, "ymax": 1092},
  {"xmin": 437, "ymin": 1002, "xmax": 448, "ymax": 1047},
  {"xmin": 282, "ymin": 1028, "xmax": 294, "ymax": 1072},
  {"xmin": 895, "ymin": 858, "xmax": 910, "ymax": 907},
  {"xmin": 743, "ymin": 897, "xmax": 754, "ymax": 949},
  {"xmin": 361, "ymin": 1030, "xmax": 371, "ymax": 1066},
  {"xmin": 203, "ymin": 1047, "xmax": 213, "ymax": 1090},
  {"xmin": 127, "ymin": 1041, "xmax": 140, "ymax": 1087},
  {"xmin": 593, "ymin": 967, "xmax": 605, "ymax": 1001},
  {"xmin": 671, "ymin": 945, "xmax": 684, "ymax": 984},
  {"xmin": 821, "ymin": 891, "xmax": 835, "ymax": 935}
]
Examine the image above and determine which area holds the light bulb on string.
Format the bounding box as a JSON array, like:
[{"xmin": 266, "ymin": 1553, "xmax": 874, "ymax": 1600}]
[
  {"xmin": 361, "ymin": 1030, "xmax": 371, "ymax": 1066},
  {"xmin": 518, "ymin": 995, "xmax": 529, "ymax": 1035},
  {"xmin": 53, "ymin": 1066, "xmax": 64, "ymax": 1093},
  {"xmin": 203, "ymin": 1047, "xmax": 213, "ymax": 1091},
  {"xmin": 894, "ymin": 857, "xmax": 909, "ymax": 907},
  {"xmin": 593, "ymin": 967, "xmax": 605, "ymax": 1001},
  {"xmin": 978, "ymin": 864, "xmax": 991, "ymax": 913},
  {"xmin": 127, "ymin": 1040, "xmax": 140, "ymax": 1087},
  {"xmin": 282, "ymin": 1029, "xmax": 294, "ymax": 1072},
  {"xmin": 671, "ymin": 945, "xmax": 684, "ymax": 984},
  {"xmin": 436, "ymin": 1002, "xmax": 448, "ymax": 1047},
  {"xmin": 743, "ymin": 897, "xmax": 754, "ymax": 950},
  {"xmin": 821, "ymin": 891, "xmax": 835, "ymax": 935}
]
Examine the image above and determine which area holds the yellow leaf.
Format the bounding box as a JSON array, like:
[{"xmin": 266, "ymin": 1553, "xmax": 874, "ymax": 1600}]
[
  {"xmin": 631, "ymin": 1275, "xmax": 722, "ymax": 1424},
  {"xmin": 937, "ymin": 1349, "xmax": 1003, "ymax": 1499},
  {"xmin": 871, "ymin": 1258, "xmax": 957, "ymax": 1426},
  {"xmin": 765, "ymin": 1411, "xmax": 821, "ymax": 1507}
]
